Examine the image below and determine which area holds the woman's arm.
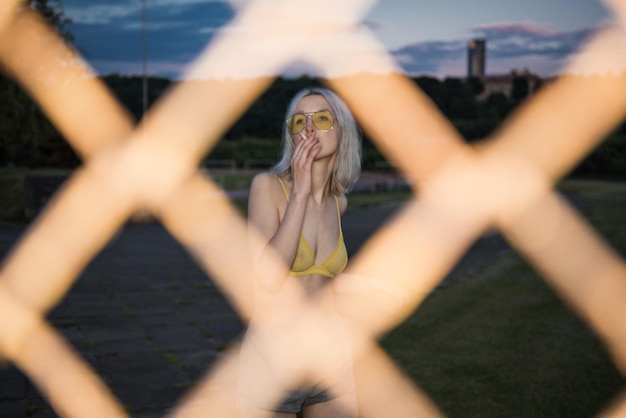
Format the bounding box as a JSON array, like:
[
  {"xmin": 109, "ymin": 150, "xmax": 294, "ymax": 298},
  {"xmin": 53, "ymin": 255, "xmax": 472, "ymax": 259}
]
[
  {"xmin": 247, "ymin": 132, "xmax": 320, "ymax": 291},
  {"xmin": 247, "ymin": 173, "xmax": 306, "ymax": 282}
]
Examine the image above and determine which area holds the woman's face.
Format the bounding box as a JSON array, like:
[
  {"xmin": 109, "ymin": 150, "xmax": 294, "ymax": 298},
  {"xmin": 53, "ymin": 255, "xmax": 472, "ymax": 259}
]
[{"xmin": 290, "ymin": 94, "xmax": 341, "ymax": 158}]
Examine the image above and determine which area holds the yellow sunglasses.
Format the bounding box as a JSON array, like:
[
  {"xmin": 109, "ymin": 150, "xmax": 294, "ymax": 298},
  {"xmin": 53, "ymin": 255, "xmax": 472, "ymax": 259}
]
[{"xmin": 286, "ymin": 111, "xmax": 335, "ymax": 135}]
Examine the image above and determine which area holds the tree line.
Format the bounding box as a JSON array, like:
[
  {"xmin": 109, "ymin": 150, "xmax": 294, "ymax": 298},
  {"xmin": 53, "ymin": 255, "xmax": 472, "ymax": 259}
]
[
  {"xmin": 0, "ymin": 73, "xmax": 512, "ymax": 165},
  {"xmin": 104, "ymin": 74, "xmax": 521, "ymax": 142},
  {"xmin": 3, "ymin": 73, "xmax": 626, "ymax": 177},
  {"xmin": 0, "ymin": 0, "xmax": 76, "ymax": 168}
]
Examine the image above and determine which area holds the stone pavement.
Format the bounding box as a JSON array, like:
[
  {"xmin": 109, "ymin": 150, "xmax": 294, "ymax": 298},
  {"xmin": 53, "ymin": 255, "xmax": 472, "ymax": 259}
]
[{"xmin": 0, "ymin": 199, "xmax": 511, "ymax": 417}]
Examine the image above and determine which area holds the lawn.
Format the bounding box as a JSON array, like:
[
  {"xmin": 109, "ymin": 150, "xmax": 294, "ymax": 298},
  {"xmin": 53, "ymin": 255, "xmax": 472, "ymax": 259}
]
[
  {"xmin": 0, "ymin": 168, "xmax": 412, "ymax": 222},
  {"xmin": 381, "ymin": 179, "xmax": 626, "ymax": 417},
  {"xmin": 0, "ymin": 168, "xmax": 258, "ymax": 223},
  {"xmin": 382, "ymin": 253, "xmax": 624, "ymax": 417},
  {"xmin": 0, "ymin": 167, "xmax": 73, "ymax": 223}
]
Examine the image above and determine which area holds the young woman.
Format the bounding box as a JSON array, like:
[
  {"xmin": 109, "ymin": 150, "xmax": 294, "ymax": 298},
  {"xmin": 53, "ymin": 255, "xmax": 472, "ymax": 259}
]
[{"xmin": 241, "ymin": 87, "xmax": 362, "ymax": 418}]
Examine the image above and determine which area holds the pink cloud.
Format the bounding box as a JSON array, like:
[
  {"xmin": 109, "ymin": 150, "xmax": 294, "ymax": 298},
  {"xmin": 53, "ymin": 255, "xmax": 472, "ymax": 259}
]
[{"xmin": 472, "ymin": 21, "xmax": 557, "ymax": 37}]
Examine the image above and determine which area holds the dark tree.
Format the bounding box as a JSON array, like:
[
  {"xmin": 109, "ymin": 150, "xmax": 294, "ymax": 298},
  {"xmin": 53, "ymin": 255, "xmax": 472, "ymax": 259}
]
[
  {"xmin": 466, "ymin": 76, "xmax": 484, "ymax": 96},
  {"xmin": 413, "ymin": 76, "xmax": 446, "ymax": 111},
  {"xmin": 484, "ymin": 92, "xmax": 513, "ymax": 120},
  {"xmin": 225, "ymin": 77, "xmax": 322, "ymax": 140},
  {"xmin": 102, "ymin": 74, "xmax": 171, "ymax": 122},
  {"xmin": 442, "ymin": 77, "xmax": 479, "ymax": 119},
  {"xmin": 0, "ymin": 0, "xmax": 77, "ymax": 167},
  {"xmin": 511, "ymin": 76, "xmax": 529, "ymax": 102},
  {"xmin": 27, "ymin": 0, "xmax": 73, "ymax": 42}
]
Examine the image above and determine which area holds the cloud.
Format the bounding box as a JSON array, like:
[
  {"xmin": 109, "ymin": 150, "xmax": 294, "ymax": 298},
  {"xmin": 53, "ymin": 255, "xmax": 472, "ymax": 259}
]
[
  {"xmin": 152, "ymin": 0, "xmax": 228, "ymax": 5},
  {"xmin": 65, "ymin": 0, "xmax": 233, "ymax": 27},
  {"xmin": 66, "ymin": 0, "xmax": 235, "ymax": 75},
  {"xmin": 122, "ymin": 21, "xmax": 191, "ymax": 31},
  {"xmin": 66, "ymin": 3, "xmax": 140, "ymax": 25},
  {"xmin": 472, "ymin": 21, "xmax": 557, "ymax": 37},
  {"xmin": 391, "ymin": 40, "xmax": 466, "ymax": 76},
  {"xmin": 471, "ymin": 21, "xmax": 595, "ymax": 60},
  {"xmin": 390, "ymin": 21, "xmax": 599, "ymax": 77},
  {"xmin": 89, "ymin": 59, "xmax": 188, "ymax": 80}
]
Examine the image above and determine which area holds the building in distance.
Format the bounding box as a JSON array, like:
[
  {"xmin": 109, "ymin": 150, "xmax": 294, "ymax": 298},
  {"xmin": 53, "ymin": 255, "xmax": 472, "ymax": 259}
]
[
  {"xmin": 467, "ymin": 39, "xmax": 486, "ymax": 78},
  {"xmin": 476, "ymin": 68, "xmax": 544, "ymax": 101},
  {"xmin": 467, "ymin": 39, "xmax": 543, "ymax": 101}
]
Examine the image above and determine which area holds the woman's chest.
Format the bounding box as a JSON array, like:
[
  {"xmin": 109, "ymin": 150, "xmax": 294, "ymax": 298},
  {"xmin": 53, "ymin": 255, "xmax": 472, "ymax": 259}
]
[{"xmin": 299, "ymin": 201, "xmax": 341, "ymax": 257}]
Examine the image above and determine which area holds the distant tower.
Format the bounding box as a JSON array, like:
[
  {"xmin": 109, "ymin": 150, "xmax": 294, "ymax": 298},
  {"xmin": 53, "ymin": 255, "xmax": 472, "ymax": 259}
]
[{"xmin": 467, "ymin": 39, "xmax": 486, "ymax": 78}]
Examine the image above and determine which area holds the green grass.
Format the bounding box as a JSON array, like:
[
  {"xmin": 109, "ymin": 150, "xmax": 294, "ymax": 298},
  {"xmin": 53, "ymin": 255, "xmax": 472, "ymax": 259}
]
[
  {"xmin": 0, "ymin": 167, "xmax": 411, "ymax": 222},
  {"xmin": 0, "ymin": 174, "xmax": 26, "ymax": 222},
  {"xmin": 0, "ymin": 168, "xmax": 256, "ymax": 223},
  {"xmin": 558, "ymin": 179, "xmax": 626, "ymax": 250},
  {"xmin": 209, "ymin": 172, "xmax": 255, "ymax": 190},
  {"xmin": 382, "ymin": 256, "xmax": 624, "ymax": 417},
  {"xmin": 24, "ymin": 403, "xmax": 45, "ymax": 416},
  {"xmin": 380, "ymin": 179, "xmax": 626, "ymax": 417},
  {"xmin": 161, "ymin": 351, "xmax": 181, "ymax": 367},
  {"xmin": 348, "ymin": 191, "xmax": 412, "ymax": 207},
  {"xmin": 0, "ymin": 167, "xmax": 73, "ymax": 223}
]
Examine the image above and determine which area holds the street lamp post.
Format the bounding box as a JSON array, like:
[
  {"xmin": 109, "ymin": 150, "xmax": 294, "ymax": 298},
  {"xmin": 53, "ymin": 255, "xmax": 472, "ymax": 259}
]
[{"xmin": 141, "ymin": 0, "xmax": 148, "ymax": 117}]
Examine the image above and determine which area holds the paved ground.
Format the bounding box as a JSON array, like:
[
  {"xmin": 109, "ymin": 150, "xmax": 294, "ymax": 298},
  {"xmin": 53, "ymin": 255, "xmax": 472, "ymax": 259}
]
[{"xmin": 0, "ymin": 196, "xmax": 512, "ymax": 417}]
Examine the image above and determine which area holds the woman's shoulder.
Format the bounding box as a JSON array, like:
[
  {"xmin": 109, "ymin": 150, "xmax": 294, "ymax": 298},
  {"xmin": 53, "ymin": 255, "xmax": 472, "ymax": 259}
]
[
  {"xmin": 249, "ymin": 172, "xmax": 291, "ymax": 215},
  {"xmin": 251, "ymin": 172, "xmax": 278, "ymax": 188},
  {"xmin": 250, "ymin": 172, "xmax": 284, "ymax": 197}
]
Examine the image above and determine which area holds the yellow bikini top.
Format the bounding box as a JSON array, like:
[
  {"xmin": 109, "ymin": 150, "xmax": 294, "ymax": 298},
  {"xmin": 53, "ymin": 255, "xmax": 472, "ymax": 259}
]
[{"xmin": 276, "ymin": 176, "xmax": 348, "ymax": 278}]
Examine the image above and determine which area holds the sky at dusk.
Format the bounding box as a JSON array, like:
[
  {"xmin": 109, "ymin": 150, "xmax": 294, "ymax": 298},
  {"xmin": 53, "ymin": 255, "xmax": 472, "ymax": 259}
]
[{"xmin": 62, "ymin": 0, "xmax": 614, "ymax": 80}]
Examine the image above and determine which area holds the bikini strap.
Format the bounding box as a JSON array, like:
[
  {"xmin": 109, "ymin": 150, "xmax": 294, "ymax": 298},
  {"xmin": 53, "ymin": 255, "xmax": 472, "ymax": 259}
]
[
  {"xmin": 334, "ymin": 195, "xmax": 343, "ymax": 233},
  {"xmin": 275, "ymin": 176, "xmax": 290, "ymax": 202}
]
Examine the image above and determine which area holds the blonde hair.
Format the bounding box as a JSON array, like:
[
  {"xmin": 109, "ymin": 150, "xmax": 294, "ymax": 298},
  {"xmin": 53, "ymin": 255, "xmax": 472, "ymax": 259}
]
[{"xmin": 271, "ymin": 87, "xmax": 361, "ymax": 194}]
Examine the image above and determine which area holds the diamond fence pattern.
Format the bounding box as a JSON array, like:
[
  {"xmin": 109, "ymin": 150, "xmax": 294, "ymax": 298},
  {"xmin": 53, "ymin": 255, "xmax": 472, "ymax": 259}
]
[{"xmin": 1, "ymin": 0, "xmax": 626, "ymax": 417}]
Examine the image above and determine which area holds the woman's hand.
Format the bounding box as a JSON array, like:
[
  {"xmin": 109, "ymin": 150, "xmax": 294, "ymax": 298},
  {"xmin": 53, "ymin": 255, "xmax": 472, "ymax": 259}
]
[{"xmin": 290, "ymin": 130, "xmax": 321, "ymax": 197}]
